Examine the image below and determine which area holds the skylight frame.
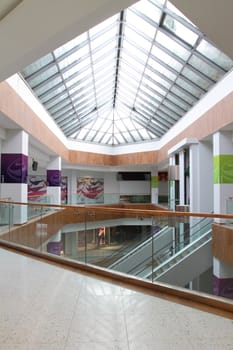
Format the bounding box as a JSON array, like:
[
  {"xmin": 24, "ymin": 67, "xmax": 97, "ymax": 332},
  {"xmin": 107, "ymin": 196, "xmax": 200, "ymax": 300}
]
[{"xmin": 20, "ymin": 0, "xmax": 233, "ymax": 146}]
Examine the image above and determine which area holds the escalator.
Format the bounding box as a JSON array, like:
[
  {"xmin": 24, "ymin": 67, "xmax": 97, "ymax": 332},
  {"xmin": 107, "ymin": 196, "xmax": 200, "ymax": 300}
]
[{"xmin": 108, "ymin": 217, "xmax": 213, "ymax": 287}]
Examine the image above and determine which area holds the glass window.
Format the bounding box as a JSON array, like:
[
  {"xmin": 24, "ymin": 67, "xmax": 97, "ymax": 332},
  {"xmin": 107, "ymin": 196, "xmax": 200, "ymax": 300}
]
[
  {"xmin": 22, "ymin": 54, "xmax": 54, "ymax": 78},
  {"xmin": 163, "ymin": 14, "xmax": 198, "ymax": 46},
  {"xmin": 197, "ymin": 39, "xmax": 233, "ymax": 71},
  {"xmin": 182, "ymin": 66, "xmax": 211, "ymax": 90},
  {"xmin": 188, "ymin": 55, "xmax": 222, "ymax": 81},
  {"xmin": 156, "ymin": 31, "xmax": 191, "ymax": 60}
]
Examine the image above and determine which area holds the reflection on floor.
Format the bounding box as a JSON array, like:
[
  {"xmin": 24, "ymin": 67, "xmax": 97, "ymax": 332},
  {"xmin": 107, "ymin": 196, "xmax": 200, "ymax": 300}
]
[{"xmin": 0, "ymin": 248, "xmax": 233, "ymax": 350}]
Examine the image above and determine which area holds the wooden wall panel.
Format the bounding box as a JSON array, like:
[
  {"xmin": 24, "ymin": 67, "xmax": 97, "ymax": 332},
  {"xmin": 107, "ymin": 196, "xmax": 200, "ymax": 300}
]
[
  {"xmin": 68, "ymin": 150, "xmax": 114, "ymax": 166},
  {"xmin": 114, "ymin": 151, "xmax": 158, "ymax": 166},
  {"xmin": 1, "ymin": 81, "xmax": 233, "ymax": 167},
  {"xmin": 212, "ymin": 223, "xmax": 233, "ymax": 267}
]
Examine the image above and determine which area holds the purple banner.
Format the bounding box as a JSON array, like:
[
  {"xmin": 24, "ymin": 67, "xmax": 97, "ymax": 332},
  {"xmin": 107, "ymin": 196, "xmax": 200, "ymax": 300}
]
[
  {"xmin": 47, "ymin": 170, "xmax": 61, "ymax": 186},
  {"xmin": 1, "ymin": 153, "xmax": 28, "ymax": 183},
  {"xmin": 213, "ymin": 275, "xmax": 233, "ymax": 299},
  {"xmin": 47, "ymin": 241, "xmax": 62, "ymax": 255}
]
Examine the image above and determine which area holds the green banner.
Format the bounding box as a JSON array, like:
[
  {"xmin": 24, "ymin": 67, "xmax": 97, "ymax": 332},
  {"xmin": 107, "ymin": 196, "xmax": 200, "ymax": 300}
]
[
  {"xmin": 214, "ymin": 154, "xmax": 233, "ymax": 184},
  {"xmin": 151, "ymin": 175, "xmax": 158, "ymax": 188}
]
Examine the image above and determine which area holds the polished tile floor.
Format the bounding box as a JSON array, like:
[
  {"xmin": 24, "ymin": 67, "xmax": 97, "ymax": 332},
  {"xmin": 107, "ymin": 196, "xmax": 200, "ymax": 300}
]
[{"xmin": 0, "ymin": 248, "xmax": 233, "ymax": 350}]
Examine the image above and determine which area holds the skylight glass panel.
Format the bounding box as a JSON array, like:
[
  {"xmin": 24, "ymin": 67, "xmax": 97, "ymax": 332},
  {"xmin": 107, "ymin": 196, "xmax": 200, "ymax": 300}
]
[
  {"xmin": 114, "ymin": 133, "xmax": 125, "ymax": 143},
  {"xmin": 21, "ymin": 0, "xmax": 233, "ymax": 145},
  {"xmin": 131, "ymin": 0, "xmax": 162, "ymax": 24},
  {"xmin": 92, "ymin": 117, "xmax": 105, "ymax": 130},
  {"xmin": 90, "ymin": 28, "xmax": 117, "ymax": 50},
  {"xmin": 182, "ymin": 67, "xmax": 211, "ymax": 90},
  {"xmin": 93, "ymin": 54, "xmax": 115, "ymax": 71},
  {"xmin": 92, "ymin": 44, "xmax": 116, "ymax": 61},
  {"xmin": 140, "ymin": 84, "xmax": 163, "ymax": 102},
  {"xmin": 84, "ymin": 129, "xmax": 98, "ymax": 141},
  {"xmin": 93, "ymin": 132, "xmax": 105, "ymax": 143},
  {"xmin": 151, "ymin": 46, "xmax": 183, "ymax": 72},
  {"xmin": 144, "ymin": 67, "xmax": 172, "ymax": 89},
  {"xmin": 29, "ymin": 65, "xmax": 58, "ymax": 89},
  {"xmin": 171, "ymin": 85, "xmax": 196, "ymax": 105},
  {"xmin": 166, "ymin": 93, "xmax": 190, "ymax": 111},
  {"xmin": 163, "ymin": 99, "xmax": 184, "ymax": 115},
  {"xmin": 22, "ymin": 54, "xmax": 54, "ymax": 78},
  {"xmin": 117, "ymin": 84, "xmax": 136, "ymax": 100},
  {"xmin": 102, "ymin": 133, "xmax": 112, "ymax": 144},
  {"xmin": 147, "ymin": 57, "xmax": 177, "ymax": 81},
  {"xmin": 122, "ymin": 117, "xmax": 136, "ymax": 131},
  {"xmin": 41, "ymin": 84, "xmax": 66, "ymax": 103},
  {"xmin": 163, "ymin": 14, "xmax": 198, "ymax": 46},
  {"xmin": 124, "ymin": 25, "xmax": 152, "ymax": 53},
  {"xmin": 36, "ymin": 76, "xmax": 62, "ymax": 96},
  {"xmin": 115, "ymin": 119, "xmax": 128, "ymax": 133},
  {"xmin": 158, "ymin": 104, "xmax": 178, "ymax": 120},
  {"xmin": 125, "ymin": 9, "xmax": 157, "ymax": 38},
  {"xmin": 119, "ymin": 63, "xmax": 142, "ymax": 82},
  {"xmin": 131, "ymin": 130, "xmax": 141, "ymax": 141},
  {"xmin": 188, "ymin": 55, "xmax": 222, "ymax": 81},
  {"xmin": 62, "ymin": 60, "xmax": 90, "ymax": 80},
  {"xmin": 118, "ymin": 79, "xmax": 138, "ymax": 96},
  {"xmin": 52, "ymin": 102, "xmax": 73, "ymax": 117},
  {"xmin": 176, "ymin": 77, "xmax": 203, "ymax": 98},
  {"xmin": 123, "ymin": 39, "xmax": 149, "ymax": 62},
  {"xmin": 44, "ymin": 92, "xmax": 69, "ymax": 110},
  {"xmin": 196, "ymin": 39, "xmax": 233, "ymax": 71},
  {"xmin": 54, "ymin": 33, "xmax": 87, "ymax": 58},
  {"xmin": 97, "ymin": 94, "xmax": 113, "ymax": 107},
  {"xmin": 156, "ymin": 31, "xmax": 191, "ymax": 60},
  {"xmin": 136, "ymin": 89, "xmax": 158, "ymax": 106},
  {"xmin": 142, "ymin": 77, "xmax": 166, "ymax": 95},
  {"xmin": 156, "ymin": 110, "xmax": 175, "ymax": 125},
  {"xmin": 75, "ymin": 128, "xmax": 89, "ymax": 139},
  {"xmin": 99, "ymin": 119, "xmax": 112, "ymax": 132},
  {"xmin": 58, "ymin": 46, "xmax": 89, "ymax": 70},
  {"xmin": 122, "ymin": 132, "xmax": 133, "ymax": 142}
]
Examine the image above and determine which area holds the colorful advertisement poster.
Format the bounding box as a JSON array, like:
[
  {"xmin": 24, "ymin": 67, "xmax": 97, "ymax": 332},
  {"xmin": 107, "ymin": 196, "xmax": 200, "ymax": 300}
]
[
  {"xmin": 28, "ymin": 175, "xmax": 68, "ymax": 203},
  {"xmin": 77, "ymin": 177, "xmax": 104, "ymax": 204},
  {"xmin": 28, "ymin": 175, "xmax": 47, "ymax": 201}
]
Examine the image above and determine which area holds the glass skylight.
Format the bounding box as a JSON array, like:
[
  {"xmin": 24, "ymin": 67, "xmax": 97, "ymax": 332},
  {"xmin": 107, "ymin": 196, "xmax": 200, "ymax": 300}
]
[{"xmin": 20, "ymin": 0, "xmax": 233, "ymax": 146}]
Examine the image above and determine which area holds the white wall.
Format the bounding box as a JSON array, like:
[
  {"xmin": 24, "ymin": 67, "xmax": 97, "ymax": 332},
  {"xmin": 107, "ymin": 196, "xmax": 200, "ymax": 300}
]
[{"xmin": 61, "ymin": 169, "xmax": 151, "ymax": 204}]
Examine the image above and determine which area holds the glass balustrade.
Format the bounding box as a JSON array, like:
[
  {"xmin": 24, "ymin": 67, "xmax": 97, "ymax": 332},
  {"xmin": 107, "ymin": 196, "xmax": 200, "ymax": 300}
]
[{"xmin": 0, "ymin": 199, "xmax": 233, "ymax": 301}]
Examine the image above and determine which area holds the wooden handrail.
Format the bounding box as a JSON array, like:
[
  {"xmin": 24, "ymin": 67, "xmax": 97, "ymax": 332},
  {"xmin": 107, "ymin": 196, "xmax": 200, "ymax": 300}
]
[{"xmin": 1, "ymin": 199, "xmax": 233, "ymax": 220}]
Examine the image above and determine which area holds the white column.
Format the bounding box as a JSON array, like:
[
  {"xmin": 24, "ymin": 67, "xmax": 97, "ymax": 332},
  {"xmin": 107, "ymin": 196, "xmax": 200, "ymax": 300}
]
[
  {"xmin": 1, "ymin": 130, "xmax": 28, "ymax": 223},
  {"xmin": 190, "ymin": 141, "xmax": 213, "ymax": 213},
  {"xmin": 151, "ymin": 167, "xmax": 158, "ymax": 204},
  {"xmin": 169, "ymin": 156, "xmax": 176, "ymax": 210},
  {"xmin": 213, "ymin": 131, "xmax": 233, "ymax": 214},
  {"xmin": 70, "ymin": 169, "xmax": 78, "ymax": 204},
  {"xmin": 179, "ymin": 150, "xmax": 185, "ymax": 205},
  {"xmin": 212, "ymin": 131, "xmax": 233, "ymax": 298},
  {"xmin": 46, "ymin": 156, "xmax": 61, "ymax": 204}
]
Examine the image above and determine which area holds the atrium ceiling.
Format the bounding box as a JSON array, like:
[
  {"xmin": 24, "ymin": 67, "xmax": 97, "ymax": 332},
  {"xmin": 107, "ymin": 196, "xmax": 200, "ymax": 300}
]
[{"xmin": 7, "ymin": 1, "xmax": 232, "ymax": 147}]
